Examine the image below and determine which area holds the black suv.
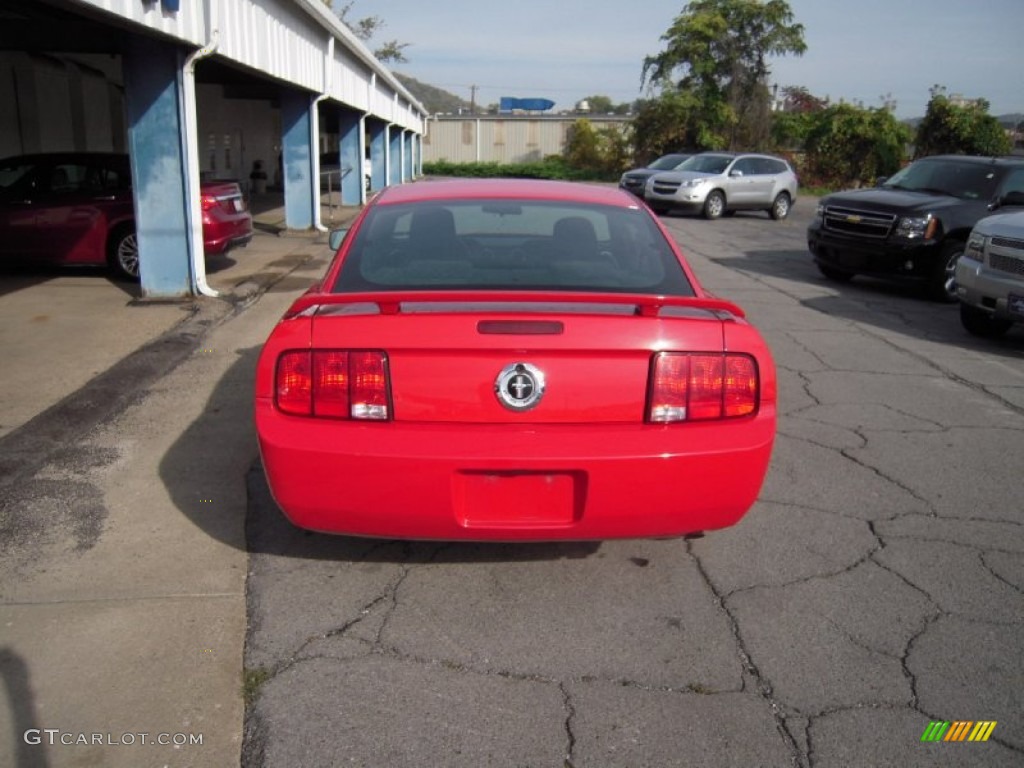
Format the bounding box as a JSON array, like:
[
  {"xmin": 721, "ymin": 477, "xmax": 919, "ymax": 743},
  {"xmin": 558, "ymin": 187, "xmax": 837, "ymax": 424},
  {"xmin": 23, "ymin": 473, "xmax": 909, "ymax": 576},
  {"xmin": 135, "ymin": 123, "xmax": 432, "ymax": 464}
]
[{"xmin": 807, "ymin": 155, "xmax": 1024, "ymax": 300}]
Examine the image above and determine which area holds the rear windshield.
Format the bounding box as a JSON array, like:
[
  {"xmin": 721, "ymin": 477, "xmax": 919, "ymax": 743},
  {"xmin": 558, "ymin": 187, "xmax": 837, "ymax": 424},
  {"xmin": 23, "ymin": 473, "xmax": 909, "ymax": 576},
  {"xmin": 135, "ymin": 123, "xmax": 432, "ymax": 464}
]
[{"xmin": 331, "ymin": 199, "xmax": 694, "ymax": 296}]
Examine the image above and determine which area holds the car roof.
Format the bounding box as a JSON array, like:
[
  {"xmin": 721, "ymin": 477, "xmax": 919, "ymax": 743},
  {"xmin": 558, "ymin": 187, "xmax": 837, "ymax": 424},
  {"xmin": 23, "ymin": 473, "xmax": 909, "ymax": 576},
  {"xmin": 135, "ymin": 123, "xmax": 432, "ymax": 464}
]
[
  {"xmin": 374, "ymin": 178, "xmax": 640, "ymax": 208},
  {"xmin": 916, "ymin": 154, "xmax": 1024, "ymax": 166}
]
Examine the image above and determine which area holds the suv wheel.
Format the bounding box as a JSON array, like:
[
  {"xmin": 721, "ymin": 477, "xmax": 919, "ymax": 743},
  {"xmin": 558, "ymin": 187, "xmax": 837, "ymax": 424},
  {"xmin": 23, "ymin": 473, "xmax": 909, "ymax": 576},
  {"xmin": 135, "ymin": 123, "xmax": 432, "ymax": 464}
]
[
  {"xmin": 702, "ymin": 190, "xmax": 725, "ymax": 220},
  {"xmin": 770, "ymin": 192, "xmax": 791, "ymax": 220},
  {"xmin": 960, "ymin": 304, "xmax": 1013, "ymax": 338},
  {"xmin": 928, "ymin": 240, "xmax": 963, "ymax": 303}
]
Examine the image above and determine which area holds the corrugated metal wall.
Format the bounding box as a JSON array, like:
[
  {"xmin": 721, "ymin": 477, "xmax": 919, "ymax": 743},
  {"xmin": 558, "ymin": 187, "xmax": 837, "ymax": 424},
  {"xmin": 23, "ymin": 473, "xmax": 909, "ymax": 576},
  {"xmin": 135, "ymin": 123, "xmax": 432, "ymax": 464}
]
[
  {"xmin": 75, "ymin": 0, "xmax": 425, "ymax": 133},
  {"xmin": 423, "ymin": 117, "xmax": 629, "ymax": 164}
]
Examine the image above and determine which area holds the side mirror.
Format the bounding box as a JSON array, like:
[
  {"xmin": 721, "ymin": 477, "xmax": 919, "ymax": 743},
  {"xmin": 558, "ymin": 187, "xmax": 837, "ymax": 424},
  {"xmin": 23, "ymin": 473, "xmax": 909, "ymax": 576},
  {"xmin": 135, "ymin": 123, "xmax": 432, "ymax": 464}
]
[
  {"xmin": 328, "ymin": 228, "xmax": 349, "ymax": 251},
  {"xmin": 999, "ymin": 190, "xmax": 1024, "ymax": 207},
  {"xmin": 875, "ymin": 176, "xmax": 888, "ymax": 187},
  {"xmin": 729, "ymin": 170, "xmax": 744, "ymax": 178}
]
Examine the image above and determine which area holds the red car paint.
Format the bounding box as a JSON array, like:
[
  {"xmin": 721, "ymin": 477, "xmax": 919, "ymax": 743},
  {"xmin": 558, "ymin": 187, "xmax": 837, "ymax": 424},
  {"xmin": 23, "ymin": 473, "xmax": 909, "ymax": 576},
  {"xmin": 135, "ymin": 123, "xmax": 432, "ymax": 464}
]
[
  {"xmin": 0, "ymin": 152, "xmax": 252, "ymax": 278},
  {"xmin": 255, "ymin": 179, "xmax": 776, "ymax": 540}
]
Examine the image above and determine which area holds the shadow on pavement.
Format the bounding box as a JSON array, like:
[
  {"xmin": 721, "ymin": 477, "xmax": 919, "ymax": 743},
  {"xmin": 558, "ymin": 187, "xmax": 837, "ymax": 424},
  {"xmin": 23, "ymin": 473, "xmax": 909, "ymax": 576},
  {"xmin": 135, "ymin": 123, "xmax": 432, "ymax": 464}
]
[
  {"xmin": 716, "ymin": 248, "xmax": 1024, "ymax": 357},
  {"xmin": 0, "ymin": 648, "xmax": 50, "ymax": 768}
]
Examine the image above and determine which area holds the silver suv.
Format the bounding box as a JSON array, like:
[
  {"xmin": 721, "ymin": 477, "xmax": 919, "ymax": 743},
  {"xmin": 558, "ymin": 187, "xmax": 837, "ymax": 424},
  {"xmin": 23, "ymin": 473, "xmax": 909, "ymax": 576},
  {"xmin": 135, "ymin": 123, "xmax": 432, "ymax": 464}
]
[
  {"xmin": 955, "ymin": 210, "xmax": 1024, "ymax": 337},
  {"xmin": 645, "ymin": 152, "xmax": 798, "ymax": 220}
]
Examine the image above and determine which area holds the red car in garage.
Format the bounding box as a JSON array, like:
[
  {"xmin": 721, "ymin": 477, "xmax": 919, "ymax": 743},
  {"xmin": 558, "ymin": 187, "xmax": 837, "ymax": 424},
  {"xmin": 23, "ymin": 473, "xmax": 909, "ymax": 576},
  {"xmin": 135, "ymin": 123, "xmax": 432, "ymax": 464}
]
[
  {"xmin": 255, "ymin": 179, "xmax": 776, "ymax": 541},
  {"xmin": 0, "ymin": 152, "xmax": 252, "ymax": 279}
]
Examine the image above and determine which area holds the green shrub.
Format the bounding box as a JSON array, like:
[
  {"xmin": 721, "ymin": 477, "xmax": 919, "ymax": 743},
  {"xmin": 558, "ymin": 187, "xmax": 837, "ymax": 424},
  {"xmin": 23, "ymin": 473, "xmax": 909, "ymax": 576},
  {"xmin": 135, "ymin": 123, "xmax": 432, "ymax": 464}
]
[{"xmin": 422, "ymin": 156, "xmax": 613, "ymax": 182}]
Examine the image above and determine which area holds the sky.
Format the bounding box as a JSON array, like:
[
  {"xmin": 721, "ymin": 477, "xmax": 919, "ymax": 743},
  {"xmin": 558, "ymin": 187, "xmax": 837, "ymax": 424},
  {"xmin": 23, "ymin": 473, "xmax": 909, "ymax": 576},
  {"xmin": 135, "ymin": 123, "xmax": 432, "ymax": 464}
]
[{"xmin": 342, "ymin": 0, "xmax": 1023, "ymax": 119}]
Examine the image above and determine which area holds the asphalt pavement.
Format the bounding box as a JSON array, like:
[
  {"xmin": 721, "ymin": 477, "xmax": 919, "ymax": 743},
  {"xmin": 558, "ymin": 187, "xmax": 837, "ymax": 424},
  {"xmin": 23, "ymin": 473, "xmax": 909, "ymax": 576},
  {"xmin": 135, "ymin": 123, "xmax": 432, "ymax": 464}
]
[
  {"xmin": 241, "ymin": 200, "xmax": 1024, "ymax": 768},
  {"xmin": 1, "ymin": 191, "xmax": 1022, "ymax": 768}
]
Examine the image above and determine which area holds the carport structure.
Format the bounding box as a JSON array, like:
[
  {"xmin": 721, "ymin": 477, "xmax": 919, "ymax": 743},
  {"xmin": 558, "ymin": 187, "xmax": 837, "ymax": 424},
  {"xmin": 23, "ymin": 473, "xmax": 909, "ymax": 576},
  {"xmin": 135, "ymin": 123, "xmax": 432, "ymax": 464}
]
[{"xmin": 0, "ymin": 0, "xmax": 426, "ymax": 297}]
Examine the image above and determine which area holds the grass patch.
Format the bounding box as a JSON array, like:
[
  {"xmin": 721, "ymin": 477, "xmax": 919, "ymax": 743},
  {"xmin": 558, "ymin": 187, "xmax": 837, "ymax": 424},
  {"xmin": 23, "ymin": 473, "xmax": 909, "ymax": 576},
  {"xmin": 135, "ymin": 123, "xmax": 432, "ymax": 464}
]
[{"xmin": 242, "ymin": 667, "xmax": 272, "ymax": 707}]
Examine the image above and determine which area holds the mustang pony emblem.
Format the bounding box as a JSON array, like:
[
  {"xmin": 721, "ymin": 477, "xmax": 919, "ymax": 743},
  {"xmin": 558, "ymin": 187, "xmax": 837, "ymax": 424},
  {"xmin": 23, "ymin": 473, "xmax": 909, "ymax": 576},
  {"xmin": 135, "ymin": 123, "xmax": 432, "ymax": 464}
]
[{"xmin": 495, "ymin": 363, "xmax": 545, "ymax": 411}]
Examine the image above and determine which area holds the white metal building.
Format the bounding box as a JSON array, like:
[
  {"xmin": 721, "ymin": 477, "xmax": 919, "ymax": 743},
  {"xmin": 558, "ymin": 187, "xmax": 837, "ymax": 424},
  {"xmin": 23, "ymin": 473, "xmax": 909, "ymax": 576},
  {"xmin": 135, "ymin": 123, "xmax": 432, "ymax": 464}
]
[{"xmin": 0, "ymin": 0, "xmax": 428, "ymax": 297}]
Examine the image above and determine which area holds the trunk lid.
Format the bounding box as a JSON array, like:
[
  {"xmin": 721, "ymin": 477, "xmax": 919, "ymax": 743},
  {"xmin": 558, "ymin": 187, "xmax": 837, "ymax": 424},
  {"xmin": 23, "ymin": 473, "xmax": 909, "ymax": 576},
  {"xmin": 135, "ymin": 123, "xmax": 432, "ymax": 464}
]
[{"xmin": 308, "ymin": 296, "xmax": 730, "ymax": 424}]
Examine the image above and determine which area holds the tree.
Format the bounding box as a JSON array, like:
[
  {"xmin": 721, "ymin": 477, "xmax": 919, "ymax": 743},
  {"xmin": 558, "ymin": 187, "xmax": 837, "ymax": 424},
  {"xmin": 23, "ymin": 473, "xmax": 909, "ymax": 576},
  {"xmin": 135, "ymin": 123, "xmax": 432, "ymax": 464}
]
[
  {"xmin": 780, "ymin": 85, "xmax": 828, "ymax": 113},
  {"xmin": 801, "ymin": 104, "xmax": 910, "ymax": 187},
  {"xmin": 770, "ymin": 85, "xmax": 828, "ymax": 149},
  {"xmin": 578, "ymin": 95, "xmax": 633, "ymax": 116},
  {"xmin": 641, "ymin": 0, "xmax": 806, "ymax": 150},
  {"xmin": 582, "ymin": 95, "xmax": 614, "ymax": 114},
  {"xmin": 914, "ymin": 86, "xmax": 1011, "ymax": 158},
  {"xmin": 564, "ymin": 119, "xmax": 632, "ymax": 177},
  {"xmin": 321, "ymin": 0, "xmax": 410, "ymax": 64},
  {"xmin": 630, "ymin": 91, "xmax": 702, "ymax": 161}
]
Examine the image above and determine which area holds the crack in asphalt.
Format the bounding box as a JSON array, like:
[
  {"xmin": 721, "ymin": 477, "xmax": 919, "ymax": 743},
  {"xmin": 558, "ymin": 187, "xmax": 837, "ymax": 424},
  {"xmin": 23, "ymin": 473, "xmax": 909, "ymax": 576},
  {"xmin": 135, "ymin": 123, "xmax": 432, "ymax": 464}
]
[
  {"xmin": 872, "ymin": 540, "xmax": 1023, "ymax": 627},
  {"xmin": 840, "ymin": 444, "xmax": 936, "ymax": 511},
  {"xmin": 720, "ymin": 534, "xmax": 883, "ymax": 600},
  {"xmin": 781, "ymin": 331, "xmax": 833, "ymax": 373},
  {"xmin": 374, "ymin": 563, "xmax": 414, "ymax": 646},
  {"xmin": 980, "ymin": 551, "xmax": 1024, "ymax": 595},
  {"xmin": 559, "ymin": 681, "xmax": 578, "ymax": 768},
  {"xmin": 773, "ymin": 421, "xmax": 936, "ymax": 514},
  {"xmin": 685, "ymin": 539, "xmax": 806, "ymax": 768}
]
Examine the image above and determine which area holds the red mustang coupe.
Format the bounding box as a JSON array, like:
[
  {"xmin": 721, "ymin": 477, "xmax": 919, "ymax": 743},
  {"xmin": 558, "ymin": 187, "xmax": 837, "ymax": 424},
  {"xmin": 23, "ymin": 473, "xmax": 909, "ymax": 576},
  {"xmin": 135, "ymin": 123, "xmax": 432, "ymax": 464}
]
[{"xmin": 255, "ymin": 179, "xmax": 776, "ymax": 541}]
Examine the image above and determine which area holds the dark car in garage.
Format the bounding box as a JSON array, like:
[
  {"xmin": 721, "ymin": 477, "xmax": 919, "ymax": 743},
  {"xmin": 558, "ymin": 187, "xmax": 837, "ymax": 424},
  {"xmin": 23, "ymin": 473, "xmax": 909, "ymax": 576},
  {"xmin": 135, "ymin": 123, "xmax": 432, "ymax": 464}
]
[{"xmin": 0, "ymin": 152, "xmax": 253, "ymax": 280}]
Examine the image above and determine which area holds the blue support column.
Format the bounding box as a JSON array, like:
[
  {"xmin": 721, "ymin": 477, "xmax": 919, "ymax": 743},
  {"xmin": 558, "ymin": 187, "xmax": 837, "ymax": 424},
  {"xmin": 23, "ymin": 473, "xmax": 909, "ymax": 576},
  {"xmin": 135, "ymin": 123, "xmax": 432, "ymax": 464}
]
[
  {"xmin": 338, "ymin": 111, "xmax": 362, "ymax": 206},
  {"xmin": 281, "ymin": 90, "xmax": 315, "ymax": 230},
  {"xmin": 122, "ymin": 39, "xmax": 192, "ymax": 297},
  {"xmin": 402, "ymin": 131, "xmax": 412, "ymax": 181},
  {"xmin": 369, "ymin": 122, "xmax": 386, "ymax": 192},
  {"xmin": 388, "ymin": 126, "xmax": 402, "ymax": 186}
]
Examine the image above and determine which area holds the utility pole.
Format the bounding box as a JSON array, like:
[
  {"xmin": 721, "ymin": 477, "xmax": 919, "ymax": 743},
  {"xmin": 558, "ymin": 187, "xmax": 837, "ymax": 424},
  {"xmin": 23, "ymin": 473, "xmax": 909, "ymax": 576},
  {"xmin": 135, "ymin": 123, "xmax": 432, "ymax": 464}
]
[{"xmin": 470, "ymin": 85, "xmax": 477, "ymax": 115}]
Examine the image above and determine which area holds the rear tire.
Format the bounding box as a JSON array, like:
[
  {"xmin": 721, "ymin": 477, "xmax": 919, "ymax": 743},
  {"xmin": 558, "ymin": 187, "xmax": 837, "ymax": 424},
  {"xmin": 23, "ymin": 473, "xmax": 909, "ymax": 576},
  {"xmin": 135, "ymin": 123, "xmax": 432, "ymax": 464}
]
[
  {"xmin": 960, "ymin": 303, "xmax": 1013, "ymax": 338},
  {"xmin": 770, "ymin": 192, "xmax": 791, "ymax": 220},
  {"xmin": 702, "ymin": 190, "xmax": 725, "ymax": 220},
  {"xmin": 107, "ymin": 225, "xmax": 139, "ymax": 281}
]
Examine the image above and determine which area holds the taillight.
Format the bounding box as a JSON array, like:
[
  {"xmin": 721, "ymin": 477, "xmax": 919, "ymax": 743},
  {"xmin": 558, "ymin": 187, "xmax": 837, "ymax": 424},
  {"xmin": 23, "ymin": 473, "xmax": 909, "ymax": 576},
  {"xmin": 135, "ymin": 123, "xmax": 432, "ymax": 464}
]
[
  {"xmin": 648, "ymin": 352, "xmax": 758, "ymax": 422},
  {"xmin": 200, "ymin": 194, "xmax": 217, "ymax": 211},
  {"xmin": 275, "ymin": 350, "xmax": 390, "ymax": 420}
]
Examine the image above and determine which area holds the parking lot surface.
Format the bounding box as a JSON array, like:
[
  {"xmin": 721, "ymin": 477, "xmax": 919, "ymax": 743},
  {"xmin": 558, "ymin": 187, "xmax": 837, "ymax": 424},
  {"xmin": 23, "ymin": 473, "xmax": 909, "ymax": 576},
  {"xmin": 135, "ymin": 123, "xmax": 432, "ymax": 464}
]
[
  {"xmin": 243, "ymin": 203, "xmax": 1023, "ymax": 767},
  {"xmin": 1, "ymin": 195, "xmax": 1021, "ymax": 767}
]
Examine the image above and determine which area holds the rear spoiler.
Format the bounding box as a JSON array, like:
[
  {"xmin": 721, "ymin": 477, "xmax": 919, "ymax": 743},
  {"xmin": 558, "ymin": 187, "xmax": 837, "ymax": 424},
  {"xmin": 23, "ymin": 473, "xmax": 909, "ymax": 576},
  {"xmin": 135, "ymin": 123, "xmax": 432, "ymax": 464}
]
[{"xmin": 283, "ymin": 290, "xmax": 746, "ymax": 321}]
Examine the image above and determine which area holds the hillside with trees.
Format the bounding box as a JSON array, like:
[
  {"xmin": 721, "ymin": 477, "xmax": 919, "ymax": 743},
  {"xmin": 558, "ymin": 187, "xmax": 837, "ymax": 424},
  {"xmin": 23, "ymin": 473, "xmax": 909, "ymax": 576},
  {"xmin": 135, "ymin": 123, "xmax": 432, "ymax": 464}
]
[{"xmin": 394, "ymin": 73, "xmax": 472, "ymax": 115}]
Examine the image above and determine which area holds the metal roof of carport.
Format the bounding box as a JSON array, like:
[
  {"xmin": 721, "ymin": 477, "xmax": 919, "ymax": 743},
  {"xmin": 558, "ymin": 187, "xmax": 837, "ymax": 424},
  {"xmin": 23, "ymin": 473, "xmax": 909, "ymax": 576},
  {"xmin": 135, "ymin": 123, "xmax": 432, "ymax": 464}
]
[{"xmin": 0, "ymin": 0, "xmax": 428, "ymax": 130}]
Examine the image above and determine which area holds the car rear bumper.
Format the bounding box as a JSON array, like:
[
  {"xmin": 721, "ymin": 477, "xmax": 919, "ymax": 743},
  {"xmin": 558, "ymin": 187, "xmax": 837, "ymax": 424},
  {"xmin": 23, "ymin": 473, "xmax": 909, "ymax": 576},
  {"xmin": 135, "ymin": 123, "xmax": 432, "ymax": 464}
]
[
  {"xmin": 204, "ymin": 229, "xmax": 253, "ymax": 255},
  {"xmin": 255, "ymin": 401, "xmax": 776, "ymax": 541}
]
